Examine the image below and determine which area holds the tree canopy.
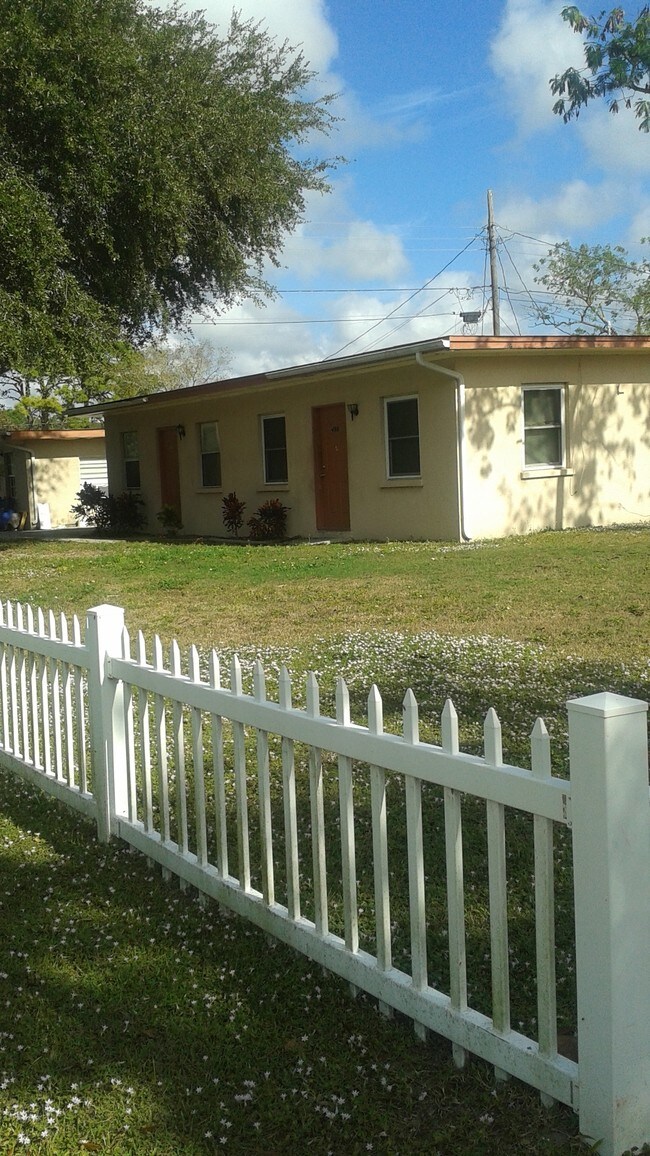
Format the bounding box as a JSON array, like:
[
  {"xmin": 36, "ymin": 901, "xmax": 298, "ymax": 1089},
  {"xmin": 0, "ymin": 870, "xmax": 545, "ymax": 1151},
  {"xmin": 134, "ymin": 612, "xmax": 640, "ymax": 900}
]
[
  {"xmin": 0, "ymin": 338, "xmax": 233, "ymax": 431},
  {"xmin": 550, "ymin": 5, "xmax": 650, "ymax": 130},
  {"xmin": 0, "ymin": 0, "xmax": 336, "ymax": 390},
  {"xmin": 533, "ymin": 240, "xmax": 650, "ymax": 333}
]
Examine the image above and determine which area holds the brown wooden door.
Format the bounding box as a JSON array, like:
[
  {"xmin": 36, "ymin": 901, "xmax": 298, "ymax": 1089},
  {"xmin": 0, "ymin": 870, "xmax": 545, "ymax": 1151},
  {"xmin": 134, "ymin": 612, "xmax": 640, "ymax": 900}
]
[
  {"xmin": 312, "ymin": 403, "xmax": 350, "ymax": 531},
  {"xmin": 157, "ymin": 426, "xmax": 182, "ymax": 520}
]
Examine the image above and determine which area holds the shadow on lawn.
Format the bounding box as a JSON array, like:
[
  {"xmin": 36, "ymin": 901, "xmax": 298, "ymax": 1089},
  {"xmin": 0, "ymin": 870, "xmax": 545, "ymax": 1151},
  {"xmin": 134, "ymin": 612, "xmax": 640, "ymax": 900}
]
[{"xmin": 0, "ymin": 771, "xmax": 587, "ymax": 1155}]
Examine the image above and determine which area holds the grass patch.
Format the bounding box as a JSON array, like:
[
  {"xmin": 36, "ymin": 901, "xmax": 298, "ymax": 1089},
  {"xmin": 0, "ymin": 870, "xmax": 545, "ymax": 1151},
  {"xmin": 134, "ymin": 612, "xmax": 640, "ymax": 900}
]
[
  {"xmin": 0, "ymin": 525, "xmax": 647, "ymax": 659},
  {"xmin": 1, "ymin": 774, "xmax": 584, "ymax": 1155},
  {"xmin": 0, "ymin": 529, "xmax": 648, "ymax": 1152}
]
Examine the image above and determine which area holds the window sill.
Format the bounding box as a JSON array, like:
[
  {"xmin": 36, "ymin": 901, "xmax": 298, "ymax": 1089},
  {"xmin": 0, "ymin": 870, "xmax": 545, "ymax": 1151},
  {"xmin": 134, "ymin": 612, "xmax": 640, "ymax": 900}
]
[
  {"xmin": 381, "ymin": 478, "xmax": 424, "ymax": 489},
  {"xmin": 520, "ymin": 467, "xmax": 574, "ymax": 480}
]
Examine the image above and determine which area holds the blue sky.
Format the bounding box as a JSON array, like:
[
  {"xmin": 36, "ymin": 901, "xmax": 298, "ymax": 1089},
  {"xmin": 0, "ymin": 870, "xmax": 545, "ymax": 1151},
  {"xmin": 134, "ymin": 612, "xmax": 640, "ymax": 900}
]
[{"xmin": 161, "ymin": 0, "xmax": 650, "ymax": 374}]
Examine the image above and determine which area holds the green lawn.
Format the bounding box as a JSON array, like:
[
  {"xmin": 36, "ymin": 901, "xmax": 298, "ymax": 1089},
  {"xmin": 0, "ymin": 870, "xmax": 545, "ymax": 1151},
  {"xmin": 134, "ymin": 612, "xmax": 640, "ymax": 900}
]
[
  {"xmin": 0, "ymin": 528, "xmax": 648, "ymax": 1154},
  {"xmin": 0, "ymin": 525, "xmax": 647, "ymax": 658}
]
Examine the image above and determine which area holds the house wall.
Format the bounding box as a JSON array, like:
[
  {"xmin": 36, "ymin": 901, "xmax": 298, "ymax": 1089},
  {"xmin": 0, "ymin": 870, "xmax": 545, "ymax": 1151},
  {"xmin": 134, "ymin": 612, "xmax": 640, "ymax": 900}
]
[
  {"xmin": 4, "ymin": 432, "xmax": 107, "ymax": 528},
  {"xmin": 457, "ymin": 352, "xmax": 650, "ymax": 538},
  {"xmin": 104, "ymin": 361, "xmax": 461, "ymax": 541},
  {"xmin": 33, "ymin": 436, "xmax": 107, "ymax": 527},
  {"xmin": 103, "ymin": 348, "xmax": 650, "ymax": 542}
]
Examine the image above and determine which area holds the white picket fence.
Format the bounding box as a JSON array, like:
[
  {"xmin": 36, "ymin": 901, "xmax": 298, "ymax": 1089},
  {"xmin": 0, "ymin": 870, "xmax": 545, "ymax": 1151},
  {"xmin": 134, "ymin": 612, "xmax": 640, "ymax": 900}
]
[{"xmin": 0, "ymin": 599, "xmax": 648, "ymax": 1156}]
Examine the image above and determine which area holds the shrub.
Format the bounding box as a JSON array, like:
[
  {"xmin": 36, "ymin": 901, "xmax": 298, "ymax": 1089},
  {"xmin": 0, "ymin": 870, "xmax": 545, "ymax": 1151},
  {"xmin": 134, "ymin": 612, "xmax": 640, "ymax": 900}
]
[
  {"xmin": 72, "ymin": 483, "xmax": 145, "ymax": 534},
  {"xmin": 157, "ymin": 504, "xmax": 183, "ymax": 534},
  {"xmin": 71, "ymin": 482, "xmax": 109, "ymax": 527},
  {"xmin": 247, "ymin": 497, "xmax": 289, "ymax": 540},
  {"xmin": 222, "ymin": 491, "xmax": 246, "ymax": 537}
]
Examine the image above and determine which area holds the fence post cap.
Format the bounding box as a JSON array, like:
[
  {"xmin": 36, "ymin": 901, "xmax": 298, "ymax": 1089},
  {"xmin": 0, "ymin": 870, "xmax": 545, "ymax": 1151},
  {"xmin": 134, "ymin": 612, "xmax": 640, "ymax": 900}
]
[{"xmin": 567, "ymin": 691, "xmax": 648, "ymax": 718}]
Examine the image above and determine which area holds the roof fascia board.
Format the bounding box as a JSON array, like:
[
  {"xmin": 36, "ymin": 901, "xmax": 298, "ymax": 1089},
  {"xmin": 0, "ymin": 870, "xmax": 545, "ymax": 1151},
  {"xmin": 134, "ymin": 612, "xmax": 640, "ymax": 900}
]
[
  {"xmin": 71, "ymin": 338, "xmax": 452, "ymax": 417},
  {"xmin": 266, "ymin": 338, "xmax": 451, "ymax": 381}
]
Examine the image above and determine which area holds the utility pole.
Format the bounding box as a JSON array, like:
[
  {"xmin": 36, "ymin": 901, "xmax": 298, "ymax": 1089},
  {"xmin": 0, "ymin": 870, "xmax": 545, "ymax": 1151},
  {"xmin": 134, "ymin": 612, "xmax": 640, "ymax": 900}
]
[{"xmin": 487, "ymin": 189, "xmax": 500, "ymax": 336}]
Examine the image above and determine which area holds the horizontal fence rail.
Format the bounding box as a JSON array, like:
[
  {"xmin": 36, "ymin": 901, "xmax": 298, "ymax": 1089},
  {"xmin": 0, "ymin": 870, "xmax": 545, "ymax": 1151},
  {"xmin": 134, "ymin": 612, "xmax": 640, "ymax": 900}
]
[{"xmin": 0, "ymin": 599, "xmax": 648, "ymax": 1156}]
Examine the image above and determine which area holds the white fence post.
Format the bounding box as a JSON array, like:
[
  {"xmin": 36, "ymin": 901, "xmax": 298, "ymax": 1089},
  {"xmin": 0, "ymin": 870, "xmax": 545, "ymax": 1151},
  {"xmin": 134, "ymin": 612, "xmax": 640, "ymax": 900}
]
[
  {"xmin": 568, "ymin": 692, "xmax": 650, "ymax": 1156},
  {"xmin": 86, "ymin": 604, "xmax": 127, "ymax": 843}
]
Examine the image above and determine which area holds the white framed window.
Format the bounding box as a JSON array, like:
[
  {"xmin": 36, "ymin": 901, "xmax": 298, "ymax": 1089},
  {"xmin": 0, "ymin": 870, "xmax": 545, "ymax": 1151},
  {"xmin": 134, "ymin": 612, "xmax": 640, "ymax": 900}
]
[
  {"xmin": 122, "ymin": 431, "xmax": 140, "ymax": 489},
  {"xmin": 385, "ymin": 395, "xmax": 420, "ymax": 478},
  {"xmin": 261, "ymin": 414, "xmax": 288, "ymax": 484},
  {"xmin": 199, "ymin": 421, "xmax": 221, "ymax": 488},
  {"xmin": 522, "ymin": 385, "xmax": 565, "ymax": 468}
]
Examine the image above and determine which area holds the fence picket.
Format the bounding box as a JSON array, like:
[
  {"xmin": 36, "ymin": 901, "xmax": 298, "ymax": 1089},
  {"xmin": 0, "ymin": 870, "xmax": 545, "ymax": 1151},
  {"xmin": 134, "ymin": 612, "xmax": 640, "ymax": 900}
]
[
  {"xmin": 60, "ymin": 614, "xmax": 76, "ymax": 788},
  {"xmin": 531, "ymin": 716, "xmax": 558, "ymax": 1106},
  {"xmin": 368, "ymin": 685, "xmax": 391, "ymax": 977},
  {"xmin": 307, "ymin": 672, "xmax": 328, "ymax": 937},
  {"xmin": 369, "ymin": 684, "xmax": 393, "ymax": 1018},
  {"xmin": 280, "ymin": 666, "xmax": 300, "ymax": 920},
  {"xmin": 37, "ymin": 608, "xmax": 51, "ymax": 776},
  {"xmin": 122, "ymin": 628, "xmax": 138, "ymax": 823},
  {"xmin": 153, "ymin": 635, "xmax": 171, "ymax": 851},
  {"xmin": 48, "ymin": 611, "xmax": 63, "ymax": 781},
  {"xmin": 484, "ymin": 707, "xmax": 510, "ymax": 1080},
  {"xmin": 336, "ymin": 677, "xmax": 358, "ymax": 959},
  {"xmin": 17, "ymin": 605, "xmax": 29, "ymax": 762},
  {"xmin": 27, "ymin": 605, "xmax": 41, "ymax": 772},
  {"xmin": 231, "ymin": 656, "xmax": 250, "ymax": 891},
  {"xmin": 189, "ymin": 646, "xmax": 208, "ymax": 869},
  {"xmin": 72, "ymin": 615, "xmax": 87, "ymax": 793},
  {"xmin": 403, "ymin": 689, "xmax": 427, "ymax": 1040},
  {"xmin": 209, "ymin": 651, "xmax": 228, "ymax": 878},
  {"xmin": 137, "ymin": 632, "xmax": 154, "ymax": 833},
  {"xmin": 442, "ymin": 698, "xmax": 468, "ymax": 1068},
  {"xmin": 170, "ymin": 641, "xmax": 189, "ymax": 866},
  {"xmin": 0, "ymin": 601, "xmax": 7, "ymax": 749},
  {"xmin": 254, "ymin": 661, "xmax": 274, "ymax": 906},
  {"xmin": 8, "ymin": 603, "xmax": 19, "ymax": 756}
]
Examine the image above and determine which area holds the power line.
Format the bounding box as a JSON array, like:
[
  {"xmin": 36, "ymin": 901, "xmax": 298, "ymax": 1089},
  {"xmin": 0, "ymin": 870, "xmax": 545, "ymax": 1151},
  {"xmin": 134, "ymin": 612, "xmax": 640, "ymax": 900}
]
[
  {"xmin": 192, "ymin": 312, "xmax": 459, "ymax": 327},
  {"xmin": 322, "ymin": 230, "xmax": 486, "ymax": 360}
]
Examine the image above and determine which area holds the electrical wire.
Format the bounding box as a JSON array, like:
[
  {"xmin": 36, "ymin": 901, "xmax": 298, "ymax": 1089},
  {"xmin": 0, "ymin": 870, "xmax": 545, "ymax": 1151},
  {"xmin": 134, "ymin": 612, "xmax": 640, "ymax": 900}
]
[
  {"xmin": 496, "ymin": 246, "xmax": 521, "ymax": 336},
  {"xmin": 322, "ymin": 230, "xmax": 486, "ymax": 360}
]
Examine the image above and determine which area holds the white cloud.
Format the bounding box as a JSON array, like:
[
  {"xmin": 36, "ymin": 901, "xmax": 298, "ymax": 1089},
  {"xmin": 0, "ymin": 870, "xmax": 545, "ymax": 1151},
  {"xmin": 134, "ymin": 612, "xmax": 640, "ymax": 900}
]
[
  {"xmin": 490, "ymin": 0, "xmax": 581, "ymax": 136},
  {"xmin": 578, "ymin": 105, "xmax": 650, "ymax": 175},
  {"xmin": 626, "ymin": 206, "xmax": 650, "ymax": 246},
  {"xmin": 491, "ymin": 0, "xmax": 650, "ymax": 178},
  {"xmin": 498, "ymin": 180, "xmax": 625, "ymax": 237},
  {"xmin": 192, "ymin": 299, "xmax": 329, "ymax": 377},
  {"xmin": 186, "ymin": 0, "xmax": 339, "ymax": 78},
  {"xmin": 279, "ymin": 217, "xmax": 410, "ymax": 283}
]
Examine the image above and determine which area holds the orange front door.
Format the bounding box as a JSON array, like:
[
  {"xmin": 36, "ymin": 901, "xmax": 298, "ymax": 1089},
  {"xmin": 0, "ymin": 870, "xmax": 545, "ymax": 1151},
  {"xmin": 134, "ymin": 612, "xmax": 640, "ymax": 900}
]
[
  {"xmin": 157, "ymin": 427, "xmax": 182, "ymax": 520},
  {"xmin": 312, "ymin": 403, "xmax": 350, "ymax": 531}
]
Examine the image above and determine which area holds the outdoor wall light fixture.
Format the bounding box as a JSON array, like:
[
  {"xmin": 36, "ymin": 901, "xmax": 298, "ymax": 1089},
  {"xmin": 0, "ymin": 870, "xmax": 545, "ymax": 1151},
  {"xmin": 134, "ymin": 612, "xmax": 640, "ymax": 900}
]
[
  {"xmin": 347, "ymin": 403, "xmax": 359, "ymax": 420},
  {"xmin": 176, "ymin": 424, "xmax": 186, "ymax": 439}
]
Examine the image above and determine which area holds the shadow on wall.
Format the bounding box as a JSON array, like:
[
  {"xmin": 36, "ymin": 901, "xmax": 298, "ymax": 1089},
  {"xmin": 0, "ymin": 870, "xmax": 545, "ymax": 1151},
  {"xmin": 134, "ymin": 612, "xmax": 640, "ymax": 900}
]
[
  {"xmin": 466, "ymin": 381, "xmax": 650, "ymax": 535},
  {"xmin": 32, "ymin": 457, "xmax": 80, "ymax": 528}
]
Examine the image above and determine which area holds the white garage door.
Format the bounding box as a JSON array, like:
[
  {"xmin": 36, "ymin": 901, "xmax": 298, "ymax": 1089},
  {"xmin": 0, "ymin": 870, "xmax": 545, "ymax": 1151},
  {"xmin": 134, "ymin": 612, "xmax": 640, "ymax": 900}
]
[{"xmin": 79, "ymin": 458, "xmax": 108, "ymax": 491}]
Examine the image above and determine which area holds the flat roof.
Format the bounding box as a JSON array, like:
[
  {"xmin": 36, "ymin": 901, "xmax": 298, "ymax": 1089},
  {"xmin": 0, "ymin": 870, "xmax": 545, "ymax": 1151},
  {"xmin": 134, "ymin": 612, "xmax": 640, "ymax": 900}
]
[
  {"xmin": 69, "ymin": 333, "xmax": 650, "ymax": 417},
  {"xmin": 5, "ymin": 429, "xmax": 105, "ymax": 442}
]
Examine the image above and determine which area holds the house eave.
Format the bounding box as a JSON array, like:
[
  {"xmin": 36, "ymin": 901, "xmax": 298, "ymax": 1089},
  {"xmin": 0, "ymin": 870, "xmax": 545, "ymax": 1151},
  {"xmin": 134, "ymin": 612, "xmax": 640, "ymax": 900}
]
[{"xmin": 68, "ymin": 333, "xmax": 650, "ymax": 420}]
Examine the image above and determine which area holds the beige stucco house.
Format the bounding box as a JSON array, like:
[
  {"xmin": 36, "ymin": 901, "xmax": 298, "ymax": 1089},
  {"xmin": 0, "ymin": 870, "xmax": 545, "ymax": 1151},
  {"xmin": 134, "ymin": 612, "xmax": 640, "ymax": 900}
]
[
  {"xmin": 75, "ymin": 335, "xmax": 650, "ymax": 541},
  {"xmin": 0, "ymin": 429, "xmax": 107, "ymax": 529}
]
